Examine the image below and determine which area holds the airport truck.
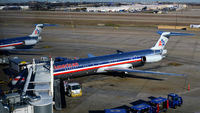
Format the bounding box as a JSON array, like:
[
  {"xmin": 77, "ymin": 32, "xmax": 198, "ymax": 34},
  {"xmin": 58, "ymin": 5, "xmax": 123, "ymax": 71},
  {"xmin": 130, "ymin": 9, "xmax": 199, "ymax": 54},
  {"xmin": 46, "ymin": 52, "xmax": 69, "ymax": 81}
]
[
  {"xmin": 167, "ymin": 93, "xmax": 183, "ymax": 109},
  {"xmin": 64, "ymin": 82, "xmax": 82, "ymax": 97},
  {"xmin": 149, "ymin": 97, "xmax": 169, "ymax": 113}
]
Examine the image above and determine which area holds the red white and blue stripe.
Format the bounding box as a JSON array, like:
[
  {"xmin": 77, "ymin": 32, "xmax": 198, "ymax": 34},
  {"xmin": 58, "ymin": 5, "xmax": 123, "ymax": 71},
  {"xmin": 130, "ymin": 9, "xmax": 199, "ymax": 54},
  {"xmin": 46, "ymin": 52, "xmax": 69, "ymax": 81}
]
[
  {"xmin": 0, "ymin": 42, "xmax": 23, "ymax": 48},
  {"xmin": 53, "ymin": 56, "xmax": 143, "ymax": 76}
]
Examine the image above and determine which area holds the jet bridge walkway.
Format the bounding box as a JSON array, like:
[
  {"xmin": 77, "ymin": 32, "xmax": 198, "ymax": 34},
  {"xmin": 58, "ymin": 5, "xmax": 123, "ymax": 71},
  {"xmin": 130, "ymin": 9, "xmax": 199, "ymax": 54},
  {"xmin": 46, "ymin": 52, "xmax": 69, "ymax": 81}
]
[{"xmin": 23, "ymin": 59, "xmax": 54, "ymax": 113}]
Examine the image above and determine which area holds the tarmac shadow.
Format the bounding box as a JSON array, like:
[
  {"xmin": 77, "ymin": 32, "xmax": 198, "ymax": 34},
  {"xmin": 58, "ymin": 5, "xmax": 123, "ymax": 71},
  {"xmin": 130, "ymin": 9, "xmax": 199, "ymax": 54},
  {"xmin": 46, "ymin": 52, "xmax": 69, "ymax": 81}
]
[
  {"xmin": 2, "ymin": 68, "xmax": 10, "ymax": 77},
  {"xmin": 8, "ymin": 52, "xmax": 43, "ymax": 55},
  {"xmin": 105, "ymin": 73, "xmax": 164, "ymax": 81},
  {"xmin": 148, "ymin": 96, "xmax": 157, "ymax": 100},
  {"xmin": 88, "ymin": 110, "xmax": 104, "ymax": 113},
  {"xmin": 126, "ymin": 74, "xmax": 164, "ymax": 81},
  {"xmin": 112, "ymin": 105, "xmax": 130, "ymax": 110}
]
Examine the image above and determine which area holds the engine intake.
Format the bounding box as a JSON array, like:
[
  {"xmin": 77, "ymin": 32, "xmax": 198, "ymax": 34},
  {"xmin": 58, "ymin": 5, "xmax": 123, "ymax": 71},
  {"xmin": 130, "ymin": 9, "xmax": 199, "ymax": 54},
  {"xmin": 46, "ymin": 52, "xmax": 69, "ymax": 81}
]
[{"xmin": 142, "ymin": 55, "xmax": 163, "ymax": 63}]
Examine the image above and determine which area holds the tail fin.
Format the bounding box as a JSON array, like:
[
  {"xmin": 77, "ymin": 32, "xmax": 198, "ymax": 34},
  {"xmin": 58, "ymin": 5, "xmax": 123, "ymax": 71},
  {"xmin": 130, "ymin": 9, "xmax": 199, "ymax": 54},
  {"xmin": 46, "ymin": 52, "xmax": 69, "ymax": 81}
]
[
  {"xmin": 151, "ymin": 31, "xmax": 194, "ymax": 50},
  {"xmin": 29, "ymin": 24, "xmax": 57, "ymax": 37},
  {"xmin": 29, "ymin": 24, "xmax": 44, "ymax": 37}
]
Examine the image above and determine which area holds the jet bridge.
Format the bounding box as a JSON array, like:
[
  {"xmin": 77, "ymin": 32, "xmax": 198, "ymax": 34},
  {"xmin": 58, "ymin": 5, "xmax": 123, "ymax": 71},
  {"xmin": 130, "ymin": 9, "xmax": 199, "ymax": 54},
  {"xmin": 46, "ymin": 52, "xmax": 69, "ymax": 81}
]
[
  {"xmin": 0, "ymin": 58, "xmax": 54, "ymax": 113},
  {"xmin": 23, "ymin": 59, "xmax": 54, "ymax": 113}
]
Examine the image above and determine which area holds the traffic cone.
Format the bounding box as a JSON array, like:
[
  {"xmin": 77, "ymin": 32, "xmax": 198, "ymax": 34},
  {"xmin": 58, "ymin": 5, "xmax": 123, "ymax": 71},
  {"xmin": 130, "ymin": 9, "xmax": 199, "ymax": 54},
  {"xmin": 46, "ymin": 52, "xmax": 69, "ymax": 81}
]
[{"xmin": 187, "ymin": 83, "xmax": 190, "ymax": 91}]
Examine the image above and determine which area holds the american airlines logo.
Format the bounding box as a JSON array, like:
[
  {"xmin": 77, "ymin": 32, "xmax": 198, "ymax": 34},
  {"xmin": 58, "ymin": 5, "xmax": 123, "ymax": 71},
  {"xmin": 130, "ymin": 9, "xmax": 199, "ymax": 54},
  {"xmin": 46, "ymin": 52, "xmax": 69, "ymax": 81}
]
[
  {"xmin": 159, "ymin": 39, "xmax": 165, "ymax": 46},
  {"xmin": 54, "ymin": 63, "xmax": 79, "ymax": 70},
  {"xmin": 34, "ymin": 29, "xmax": 40, "ymax": 35}
]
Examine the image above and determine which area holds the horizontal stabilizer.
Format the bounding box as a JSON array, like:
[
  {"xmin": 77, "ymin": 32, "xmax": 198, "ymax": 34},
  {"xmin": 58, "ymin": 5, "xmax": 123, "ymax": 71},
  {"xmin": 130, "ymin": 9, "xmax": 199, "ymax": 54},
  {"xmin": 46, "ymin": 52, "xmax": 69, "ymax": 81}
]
[
  {"xmin": 88, "ymin": 53, "xmax": 95, "ymax": 58},
  {"xmin": 157, "ymin": 31, "xmax": 194, "ymax": 36},
  {"xmin": 35, "ymin": 24, "xmax": 58, "ymax": 27},
  {"xmin": 106, "ymin": 68, "xmax": 184, "ymax": 77}
]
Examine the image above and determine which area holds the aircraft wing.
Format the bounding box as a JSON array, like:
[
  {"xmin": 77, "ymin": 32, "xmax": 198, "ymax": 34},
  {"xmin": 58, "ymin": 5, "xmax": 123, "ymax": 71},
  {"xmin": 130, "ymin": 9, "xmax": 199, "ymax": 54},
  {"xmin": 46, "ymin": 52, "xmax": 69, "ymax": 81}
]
[{"xmin": 105, "ymin": 68, "xmax": 184, "ymax": 76}]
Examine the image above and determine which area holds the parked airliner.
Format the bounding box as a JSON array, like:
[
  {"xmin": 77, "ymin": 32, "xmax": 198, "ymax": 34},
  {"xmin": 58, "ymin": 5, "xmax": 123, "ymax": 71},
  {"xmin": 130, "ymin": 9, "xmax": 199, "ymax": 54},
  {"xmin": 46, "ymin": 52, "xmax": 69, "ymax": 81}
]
[
  {"xmin": 0, "ymin": 24, "xmax": 55, "ymax": 52},
  {"xmin": 53, "ymin": 31, "xmax": 193, "ymax": 78}
]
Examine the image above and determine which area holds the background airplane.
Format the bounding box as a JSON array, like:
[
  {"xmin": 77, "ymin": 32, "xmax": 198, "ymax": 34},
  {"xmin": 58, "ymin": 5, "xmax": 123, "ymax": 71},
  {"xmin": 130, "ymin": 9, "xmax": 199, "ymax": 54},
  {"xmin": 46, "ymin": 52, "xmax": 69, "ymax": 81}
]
[
  {"xmin": 53, "ymin": 31, "xmax": 194, "ymax": 79},
  {"xmin": 0, "ymin": 24, "xmax": 56, "ymax": 53}
]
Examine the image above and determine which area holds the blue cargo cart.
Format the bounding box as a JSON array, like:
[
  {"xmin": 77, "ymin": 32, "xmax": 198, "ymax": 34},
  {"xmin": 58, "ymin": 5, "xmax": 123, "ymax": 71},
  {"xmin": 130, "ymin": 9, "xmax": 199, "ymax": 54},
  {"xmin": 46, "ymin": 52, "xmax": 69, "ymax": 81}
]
[
  {"xmin": 104, "ymin": 109, "xmax": 127, "ymax": 113},
  {"xmin": 130, "ymin": 103, "xmax": 152, "ymax": 113},
  {"xmin": 149, "ymin": 97, "xmax": 169, "ymax": 113}
]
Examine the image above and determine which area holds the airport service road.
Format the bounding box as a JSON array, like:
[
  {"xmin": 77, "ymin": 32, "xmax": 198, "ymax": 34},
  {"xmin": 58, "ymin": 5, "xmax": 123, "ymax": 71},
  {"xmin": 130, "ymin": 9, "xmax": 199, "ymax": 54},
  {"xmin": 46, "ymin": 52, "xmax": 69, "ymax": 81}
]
[
  {"xmin": 1, "ymin": 22, "xmax": 200, "ymax": 113},
  {"xmin": 1, "ymin": 10, "xmax": 200, "ymax": 26}
]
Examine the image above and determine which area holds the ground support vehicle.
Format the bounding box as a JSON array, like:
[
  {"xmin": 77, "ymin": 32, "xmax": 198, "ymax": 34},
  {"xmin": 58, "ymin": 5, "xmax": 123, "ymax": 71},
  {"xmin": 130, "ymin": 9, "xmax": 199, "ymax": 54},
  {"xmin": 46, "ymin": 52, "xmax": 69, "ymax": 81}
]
[
  {"xmin": 149, "ymin": 97, "xmax": 169, "ymax": 113},
  {"xmin": 130, "ymin": 103, "xmax": 152, "ymax": 113},
  {"xmin": 167, "ymin": 93, "xmax": 183, "ymax": 109},
  {"xmin": 64, "ymin": 82, "xmax": 82, "ymax": 97},
  {"xmin": 104, "ymin": 109, "xmax": 127, "ymax": 113}
]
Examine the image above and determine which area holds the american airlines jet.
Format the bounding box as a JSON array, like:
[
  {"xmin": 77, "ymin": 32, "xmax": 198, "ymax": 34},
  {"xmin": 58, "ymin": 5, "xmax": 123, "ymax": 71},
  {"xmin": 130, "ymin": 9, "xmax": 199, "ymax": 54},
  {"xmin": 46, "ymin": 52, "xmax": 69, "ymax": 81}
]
[{"xmin": 0, "ymin": 24, "xmax": 55, "ymax": 52}]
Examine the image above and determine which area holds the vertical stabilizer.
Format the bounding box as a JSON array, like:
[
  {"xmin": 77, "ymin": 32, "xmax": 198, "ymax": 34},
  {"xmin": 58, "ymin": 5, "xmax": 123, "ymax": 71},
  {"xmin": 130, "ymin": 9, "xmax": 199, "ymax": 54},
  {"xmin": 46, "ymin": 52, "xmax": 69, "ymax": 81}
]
[
  {"xmin": 29, "ymin": 24, "xmax": 44, "ymax": 37},
  {"xmin": 151, "ymin": 31, "xmax": 170, "ymax": 50}
]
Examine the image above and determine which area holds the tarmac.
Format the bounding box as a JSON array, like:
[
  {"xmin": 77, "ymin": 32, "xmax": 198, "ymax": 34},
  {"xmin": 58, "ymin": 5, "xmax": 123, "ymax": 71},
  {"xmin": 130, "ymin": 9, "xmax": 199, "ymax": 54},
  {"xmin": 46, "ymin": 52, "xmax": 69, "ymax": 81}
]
[{"xmin": 0, "ymin": 10, "xmax": 200, "ymax": 113}]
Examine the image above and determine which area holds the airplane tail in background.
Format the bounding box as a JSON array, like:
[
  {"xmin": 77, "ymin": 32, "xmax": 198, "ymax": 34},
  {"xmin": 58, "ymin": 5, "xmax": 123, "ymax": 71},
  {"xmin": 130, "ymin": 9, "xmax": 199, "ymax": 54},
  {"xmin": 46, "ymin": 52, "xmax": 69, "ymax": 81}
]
[
  {"xmin": 29, "ymin": 24, "xmax": 57, "ymax": 37},
  {"xmin": 151, "ymin": 31, "xmax": 194, "ymax": 50},
  {"xmin": 30, "ymin": 24, "xmax": 44, "ymax": 37}
]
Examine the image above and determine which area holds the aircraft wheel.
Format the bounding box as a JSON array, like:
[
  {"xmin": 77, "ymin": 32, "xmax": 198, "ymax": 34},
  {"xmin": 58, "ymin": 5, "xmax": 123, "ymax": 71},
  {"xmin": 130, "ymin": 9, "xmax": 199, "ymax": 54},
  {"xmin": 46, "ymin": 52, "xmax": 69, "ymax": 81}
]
[
  {"xmin": 67, "ymin": 92, "xmax": 71, "ymax": 97},
  {"xmin": 120, "ymin": 72, "xmax": 127, "ymax": 78},
  {"xmin": 121, "ymin": 75, "xmax": 126, "ymax": 78}
]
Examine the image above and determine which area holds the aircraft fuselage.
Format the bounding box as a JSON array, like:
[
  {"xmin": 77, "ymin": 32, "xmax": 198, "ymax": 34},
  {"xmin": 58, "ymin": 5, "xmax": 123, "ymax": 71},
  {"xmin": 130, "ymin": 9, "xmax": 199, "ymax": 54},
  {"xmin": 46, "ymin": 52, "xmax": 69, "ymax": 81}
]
[
  {"xmin": 0, "ymin": 36, "xmax": 38, "ymax": 49},
  {"xmin": 53, "ymin": 49, "xmax": 162, "ymax": 79}
]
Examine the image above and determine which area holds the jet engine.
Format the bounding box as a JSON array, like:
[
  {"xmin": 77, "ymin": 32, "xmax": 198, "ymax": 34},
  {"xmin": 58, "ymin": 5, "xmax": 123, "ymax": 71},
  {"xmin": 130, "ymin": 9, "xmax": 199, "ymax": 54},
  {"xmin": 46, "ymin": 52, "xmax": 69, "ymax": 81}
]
[
  {"xmin": 23, "ymin": 40, "xmax": 37, "ymax": 45},
  {"xmin": 142, "ymin": 55, "xmax": 163, "ymax": 63}
]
